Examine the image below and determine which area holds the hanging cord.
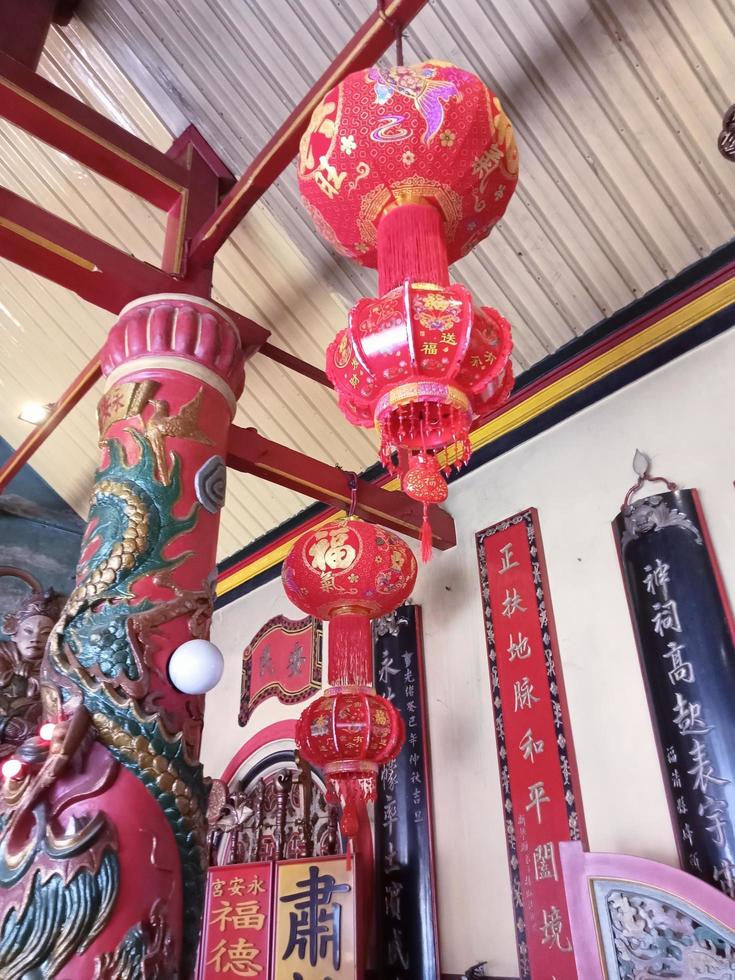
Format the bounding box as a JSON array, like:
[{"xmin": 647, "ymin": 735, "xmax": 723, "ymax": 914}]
[
  {"xmin": 621, "ymin": 449, "xmax": 678, "ymax": 512},
  {"xmin": 346, "ymin": 471, "xmax": 358, "ymax": 518},
  {"xmin": 378, "ymin": 0, "xmax": 404, "ymax": 65}
]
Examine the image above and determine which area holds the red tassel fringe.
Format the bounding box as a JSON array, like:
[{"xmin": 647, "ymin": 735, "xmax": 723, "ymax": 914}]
[
  {"xmin": 327, "ymin": 614, "xmax": 374, "ymax": 687},
  {"xmin": 420, "ymin": 503, "xmax": 433, "ymax": 563},
  {"xmin": 377, "ymin": 203, "xmax": 450, "ymax": 295}
]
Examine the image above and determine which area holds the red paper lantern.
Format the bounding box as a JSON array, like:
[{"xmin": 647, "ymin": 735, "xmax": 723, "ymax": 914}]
[
  {"xmin": 297, "ymin": 61, "xmax": 518, "ymax": 275},
  {"xmin": 326, "ymin": 282, "xmax": 513, "ymax": 554},
  {"xmin": 282, "ymin": 516, "xmax": 417, "ymax": 686},
  {"xmin": 283, "ymin": 518, "xmax": 415, "ymax": 835},
  {"xmin": 296, "ymin": 687, "xmax": 404, "ymax": 837}
]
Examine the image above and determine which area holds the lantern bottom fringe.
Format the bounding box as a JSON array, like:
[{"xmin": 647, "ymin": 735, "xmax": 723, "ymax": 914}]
[
  {"xmin": 329, "ymin": 772, "xmax": 378, "ymax": 839},
  {"xmin": 420, "ymin": 503, "xmax": 433, "ymax": 563},
  {"xmin": 328, "ymin": 614, "xmax": 374, "ymax": 688}
]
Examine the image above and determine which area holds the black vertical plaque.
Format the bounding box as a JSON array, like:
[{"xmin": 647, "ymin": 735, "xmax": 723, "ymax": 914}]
[
  {"xmin": 614, "ymin": 488, "xmax": 735, "ymax": 895},
  {"xmin": 373, "ymin": 604, "xmax": 440, "ymax": 979}
]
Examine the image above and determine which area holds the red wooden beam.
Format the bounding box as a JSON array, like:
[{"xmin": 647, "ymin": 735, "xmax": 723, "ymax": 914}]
[
  {"xmin": 188, "ymin": 0, "xmax": 428, "ymax": 267},
  {"xmin": 0, "ymin": 352, "xmax": 100, "ymax": 492},
  {"xmin": 0, "ymin": 51, "xmax": 188, "ymax": 208},
  {"xmin": 0, "ymin": 0, "xmax": 77, "ymax": 71},
  {"xmin": 259, "ymin": 342, "xmax": 332, "ymax": 388},
  {"xmin": 226, "ymin": 425, "xmax": 456, "ymax": 550},
  {"xmin": 0, "ymin": 186, "xmax": 178, "ymax": 310},
  {"xmin": 0, "ymin": 187, "xmax": 269, "ymax": 351}
]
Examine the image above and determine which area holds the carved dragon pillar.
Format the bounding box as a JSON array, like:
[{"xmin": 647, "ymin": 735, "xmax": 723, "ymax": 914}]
[{"xmin": 0, "ymin": 295, "xmax": 245, "ymax": 978}]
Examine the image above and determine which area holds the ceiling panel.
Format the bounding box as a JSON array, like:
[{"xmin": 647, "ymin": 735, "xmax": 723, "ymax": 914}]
[{"xmin": 1, "ymin": 0, "xmax": 733, "ymax": 561}]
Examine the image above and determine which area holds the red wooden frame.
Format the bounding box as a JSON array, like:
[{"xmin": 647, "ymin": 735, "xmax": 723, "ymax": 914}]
[{"xmin": 0, "ymin": 0, "xmax": 453, "ymax": 552}]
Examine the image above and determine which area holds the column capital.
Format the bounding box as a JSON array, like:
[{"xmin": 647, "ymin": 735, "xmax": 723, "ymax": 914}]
[{"xmin": 101, "ymin": 294, "xmax": 246, "ymax": 412}]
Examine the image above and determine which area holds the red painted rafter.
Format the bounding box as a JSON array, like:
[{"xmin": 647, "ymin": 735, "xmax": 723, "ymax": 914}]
[
  {"xmin": 0, "ymin": 51, "xmax": 188, "ymax": 209},
  {"xmin": 0, "ymin": 188, "xmax": 268, "ymax": 353},
  {"xmin": 0, "ymin": 353, "xmax": 101, "ymax": 492},
  {"xmin": 259, "ymin": 342, "xmax": 332, "ymax": 388},
  {"xmin": 226, "ymin": 426, "xmax": 455, "ymax": 551},
  {"xmin": 0, "ymin": 1, "xmax": 451, "ymax": 546},
  {"xmin": 188, "ymin": 0, "xmax": 428, "ymax": 267}
]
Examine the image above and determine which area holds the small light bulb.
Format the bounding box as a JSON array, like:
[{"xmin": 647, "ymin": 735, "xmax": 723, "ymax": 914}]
[
  {"xmin": 2, "ymin": 758, "xmax": 23, "ymax": 780},
  {"xmin": 168, "ymin": 639, "xmax": 224, "ymax": 694},
  {"xmin": 39, "ymin": 722, "xmax": 56, "ymax": 741},
  {"xmin": 18, "ymin": 402, "xmax": 53, "ymax": 425}
]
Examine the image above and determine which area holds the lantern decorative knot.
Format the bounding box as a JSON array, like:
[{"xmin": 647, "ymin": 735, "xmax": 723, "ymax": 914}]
[{"xmin": 283, "ymin": 518, "xmax": 416, "ymax": 836}]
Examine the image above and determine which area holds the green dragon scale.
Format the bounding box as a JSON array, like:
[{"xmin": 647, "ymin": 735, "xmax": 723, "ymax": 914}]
[{"xmin": 46, "ymin": 430, "xmax": 209, "ymax": 974}]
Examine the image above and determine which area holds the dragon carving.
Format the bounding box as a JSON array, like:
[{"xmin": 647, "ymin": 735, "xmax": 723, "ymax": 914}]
[{"xmin": 1, "ymin": 426, "xmax": 213, "ymax": 976}]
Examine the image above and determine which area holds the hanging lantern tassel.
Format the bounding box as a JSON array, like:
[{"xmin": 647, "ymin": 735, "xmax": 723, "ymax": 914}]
[
  {"xmin": 402, "ymin": 452, "xmax": 449, "ymax": 562},
  {"xmin": 420, "ymin": 504, "xmax": 433, "ymax": 563}
]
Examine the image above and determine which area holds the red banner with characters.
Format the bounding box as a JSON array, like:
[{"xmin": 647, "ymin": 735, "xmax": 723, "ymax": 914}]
[
  {"xmin": 239, "ymin": 616, "xmax": 322, "ymax": 726},
  {"xmin": 199, "ymin": 863, "xmax": 274, "ymax": 978},
  {"xmin": 476, "ymin": 508, "xmax": 587, "ymax": 980}
]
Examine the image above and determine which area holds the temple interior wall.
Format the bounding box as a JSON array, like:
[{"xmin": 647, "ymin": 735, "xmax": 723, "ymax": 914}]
[{"xmin": 205, "ymin": 327, "xmax": 735, "ymax": 977}]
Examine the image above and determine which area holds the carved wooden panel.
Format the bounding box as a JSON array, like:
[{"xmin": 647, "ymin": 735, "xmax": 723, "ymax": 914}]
[{"xmin": 208, "ymin": 755, "xmax": 341, "ymax": 867}]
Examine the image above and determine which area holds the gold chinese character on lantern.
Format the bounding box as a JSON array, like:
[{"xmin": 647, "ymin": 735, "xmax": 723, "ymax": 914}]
[
  {"xmin": 308, "ymin": 527, "xmax": 357, "ymax": 574},
  {"xmin": 422, "ymin": 342, "xmax": 438, "ymax": 355}
]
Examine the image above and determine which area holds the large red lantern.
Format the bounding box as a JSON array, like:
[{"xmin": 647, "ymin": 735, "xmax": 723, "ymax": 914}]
[
  {"xmin": 297, "ymin": 60, "xmax": 518, "ymax": 279},
  {"xmin": 282, "ymin": 517, "xmax": 416, "ymax": 835},
  {"xmin": 298, "ymin": 62, "xmax": 519, "ymax": 557}
]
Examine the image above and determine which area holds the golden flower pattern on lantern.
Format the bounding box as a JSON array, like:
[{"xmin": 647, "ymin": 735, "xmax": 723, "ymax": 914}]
[{"xmin": 492, "ymin": 95, "xmax": 519, "ymax": 176}]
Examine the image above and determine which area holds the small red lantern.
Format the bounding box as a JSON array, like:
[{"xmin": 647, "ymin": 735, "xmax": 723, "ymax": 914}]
[
  {"xmin": 327, "ymin": 280, "xmax": 513, "ymax": 490},
  {"xmin": 296, "ymin": 687, "xmax": 404, "ymax": 837},
  {"xmin": 283, "ymin": 518, "xmax": 415, "ymax": 835}
]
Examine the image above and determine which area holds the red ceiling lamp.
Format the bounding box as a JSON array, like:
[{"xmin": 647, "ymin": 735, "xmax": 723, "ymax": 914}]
[
  {"xmin": 282, "ymin": 515, "xmax": 417, "ymax": 837},
  {"xmin": 298, "ymin": 61, "xmax": 518, "ymax": 558}
]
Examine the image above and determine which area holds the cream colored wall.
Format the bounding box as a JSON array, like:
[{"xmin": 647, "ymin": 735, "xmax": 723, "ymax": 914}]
[{"xmin": 203, "ymin": 328, "xmax": 735, "ymax": 977}]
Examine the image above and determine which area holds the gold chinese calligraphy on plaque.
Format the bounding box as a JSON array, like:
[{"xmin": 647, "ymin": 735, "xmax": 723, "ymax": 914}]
[{"xmin": 273, "ymin": 856, "xmax": 357, "ymax": 979}]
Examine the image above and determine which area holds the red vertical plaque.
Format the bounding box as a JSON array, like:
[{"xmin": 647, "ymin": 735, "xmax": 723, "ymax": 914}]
[
  {"xmin": 476, "ymin": 508, "xmax": 587, "ymax": 980},
  {"xmin": 199, "ymin": 862, "xmax": 274, "ymax": 978}
]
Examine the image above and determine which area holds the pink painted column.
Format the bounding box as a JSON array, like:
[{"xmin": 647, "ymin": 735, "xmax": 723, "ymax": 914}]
[{"xmin": 0, "ymin": 294, "xmax": 244, "ymax": 977}]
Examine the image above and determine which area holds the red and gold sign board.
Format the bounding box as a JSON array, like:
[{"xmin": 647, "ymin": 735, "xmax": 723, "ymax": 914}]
[
  {"xmin": 273, "ymin": 855, "xmax": 357, "ymax": 980},
  {"xmin": 199, "ymin": 862, "xmax": 274, "ymax": 978},
  {"xmin": 239, "ymin": 616, "xmax": 322, "ymax": 726},
  {"xmin": 476, "ymin": 509, "xmax": 587, "ymax": 980}
]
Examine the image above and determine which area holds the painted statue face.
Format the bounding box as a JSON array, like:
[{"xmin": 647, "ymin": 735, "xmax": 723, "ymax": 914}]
[{"xmin": 14, "ymin": 614, "xmax": 54, "ymax": 662}]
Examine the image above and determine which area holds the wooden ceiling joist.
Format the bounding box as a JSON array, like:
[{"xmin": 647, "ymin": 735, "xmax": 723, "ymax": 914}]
[{"xmin": 0, "ymin": 0, "xmax": 452, "ymax": 551}]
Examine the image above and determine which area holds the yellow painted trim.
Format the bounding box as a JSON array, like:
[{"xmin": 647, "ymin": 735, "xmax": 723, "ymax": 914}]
[
  {"xmin": 470, "ymin": 278, "xmax": 735, "ymax": 454},
  {"xmin": 217, "ymin": 276, "xmax": 735, "ymax": 598},
  {"xmin": 0, "ymin": 216, "xmax": 97, "ymax": 270}
]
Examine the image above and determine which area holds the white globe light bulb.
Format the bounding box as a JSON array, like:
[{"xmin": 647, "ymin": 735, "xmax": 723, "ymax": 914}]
[{"xmin": 168, "ymin": 639, "xmax": 224, "ymax": 694}]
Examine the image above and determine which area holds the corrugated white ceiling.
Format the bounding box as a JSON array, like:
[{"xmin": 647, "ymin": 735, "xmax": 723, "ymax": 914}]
[{"xmin": 1, "ymin": 0, "xmax": 733, "ymax": 560}]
